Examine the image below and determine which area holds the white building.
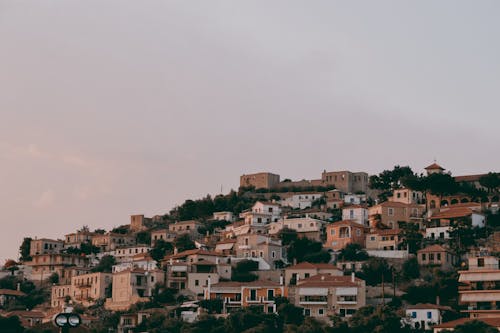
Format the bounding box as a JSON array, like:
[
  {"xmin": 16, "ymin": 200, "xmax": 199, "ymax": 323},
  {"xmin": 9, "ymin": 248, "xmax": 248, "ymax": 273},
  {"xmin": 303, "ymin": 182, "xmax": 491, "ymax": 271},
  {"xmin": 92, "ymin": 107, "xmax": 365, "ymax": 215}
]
[
  {"xmin": 239, "ymin": 201, "xmax": 282, "ymax": 226},
  {"xmin": 425, "ymin": 226, "xmax": 451, "ymax": 240},
  {"xmin": 342, "ymin": 205, "xmax": 368, "ymax": 226},
  {"xmin": 213, "ymin": 211, "xmax": 234, "ymax": 222},
  {"xmin": 280, "ymin": 193, "xmax": 323, "ymax": 210},
  {"xmin": 405, "ymin": 304, "xmax": 450, "ymax": 330},
  {"xmin": 268, "ymin": 217, "xmax": 326, "ymax": 242},
  {"xmin": 343, "ymin": 194, "xmax": 366, "ymax": 205}
]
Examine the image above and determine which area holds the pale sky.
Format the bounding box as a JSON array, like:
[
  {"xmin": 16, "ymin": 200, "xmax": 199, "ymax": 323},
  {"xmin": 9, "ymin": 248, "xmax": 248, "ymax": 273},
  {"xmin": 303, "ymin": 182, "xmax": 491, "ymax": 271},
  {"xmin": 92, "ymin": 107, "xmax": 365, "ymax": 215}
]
[{"xmin": 1, "ymin": 1, "xmax": 499, "ymax": 263}]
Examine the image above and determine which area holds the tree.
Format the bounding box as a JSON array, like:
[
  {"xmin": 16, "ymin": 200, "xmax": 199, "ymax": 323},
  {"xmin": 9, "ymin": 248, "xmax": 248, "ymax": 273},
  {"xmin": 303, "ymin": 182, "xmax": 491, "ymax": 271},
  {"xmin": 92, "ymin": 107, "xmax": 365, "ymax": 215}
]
[
  {"xmin": 479, "ymin": 173, "xmax": 500, "ymax": 194},
  {"xmin": 232, "ymin": 260, "xmax": 258, "ymax": 282},
  {"xmin": 349, "ymin": 305, "xmax": 413, "ymax": 333},
  {"xmin": 398, "ymin": 222, "xmax": 423, "ymax": 254},
  {"xmin": 91, "ymin": 255, "xmax": 116, "ymax": 273},
  {"xmin": 426, "ymin": 173, "xmax": 459, "ymax": 203},
  {"xmin": 19, "ymin": 237, "xmax": 32, "ymax": 262},
  {"xmin": 174, "ymin": 234, "xmax": 196, "ymax": 252},
  {"xmin": 149, "ymin": 239, "xmax": 174, "ymax": 263},
  {"xmin": 278, "ymin": 228, "xmax": 298, "ymax": 246},
  {"xmin": 369, "ymin": 166, "xmax": 415, "ymax": 201},
  {"xmin": 111, "ymin": 225, "xmax": 129, "ymax": 234},
  {"xmin": 359, "ymin": 258, "xmax": 392, "ymax": 286},
  {"xmin": 136, "ymin": 231, "xmax": 152, "ymax": 245},
  {"xmin": 277, "ymin": 302, "xmax": 304, "ymax": 326},
  {"xmin": 338, "ymin": 243, "xmax": 369, "ymax": 262},
  {"xmin": 199, "ymin": 299, "xmax": 224, "ymax": 314},
  {"xmin": 287, "ymin": 238, "xmax": 330, "ymax": 264},
  {"xmin": 0, "ymin": 316, "xmax": 24, "ymax": 333},
  {"xmin": 401, "ymin": 257, "xmax": 419, "ymax": 280},
  {"xmin": 49, "ymin": 272, "xmax": 59, "ymax": 284}
]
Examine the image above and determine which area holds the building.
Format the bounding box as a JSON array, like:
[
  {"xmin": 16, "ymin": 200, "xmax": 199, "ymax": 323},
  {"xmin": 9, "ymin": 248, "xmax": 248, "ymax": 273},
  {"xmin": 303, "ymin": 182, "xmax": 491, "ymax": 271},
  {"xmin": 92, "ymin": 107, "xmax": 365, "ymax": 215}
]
[
  {"xmin": 130, "ymin": 214, "xmax": 152, "ymax": 232},
  {"xmin": 168, "ymin": 220, "xmax": 203, "ymax": 238},
  {"xmin": 342, "ymin": 205, "xmax": 368, "ymax": 226},
  {"xmin": 105, "ymin": 269, "xmax": 165, "ymax": 311},
  {"xmin": 324, "ymin": 220, "xmax": 368, "ymax": 251},
  {"xmin": 113, "ymin": 245, "xmax": 152, "ymax": 263},
  {"xmin": 320, "ymin": 170, "xmax": 369, "ymax": 193},
  {"xmin": 204, "ymin": 280, "xmax": 286, "ymax": 314},
  {"xmin": 417, "ymin": 245, "xmax": 458, "ymax": 270},
  {"xmin": 405, "ymin": 303, "xmax": 451, "ymax": 330},
  {"xmin": 369, "ymin": 201, "xmax": 425, "ymax": 229},
  {"xmin": 235, "ymin": 234, "xmax": 285, "ymax": 268},
  {"xmin": 390, "ymin": 188, "xmax": 424, "ymax": 205},
  {"xmin": 433, "ymin": 317, "xmax": 500, "ymax": 333},
  {"xmin": 458, "ymin": 256, "xmax": 500, "ymax": 318},
  {"xmin": 51, "ymin": 272, "xmax": 112, "ymax": 308},
  {"xmin": 268, "ymin": 217, "xmax": 326, "ymax": 242},
  {"xmin": 425, "ymin": 226, "xmax": 451, "ymax": 240},
  {"xmin": 430, "ymin": 207, "xmax": 486, "ymax": 229},
  {"xmin": 284, "ymin": 262, "xmax": 343, "ymax": 286},
  {"xmin": 292, "ymin": 273, "xmax": 366, "ymax": 320},
  {"xmin": 213, "ymin": 211, "xmax": 234, "ymax": 222},
  {"xmin": 0, "ymin": 289, "xmax": 26, "ymax": 308},
  {"xmin": 29, "ymin": 238, "xmax": 64, "ymax": 257},
  {"xmin": 240, "ymin": 201, "xmax": 282, "ymax": 227},
  {"xmin": 215, "ymin": 239, "xmax": 237, "ymax": 256},
  {"xmin": 425, "ymin": 163, "xmax": 446, "ymax": 176},
  {"xmin": 64, "ymin": 227, "xmax": 95, "ymax": 249},
  {"xmin": 240, "ymin": 172, "xmax": 280, "ymax": 189},
  {"xmin": 4, "ymin": 311, "xmax": 44, "ymax": 327},
  {"xmin": 344, "ymin": 194, "xmax": 367, "ymax": 205},
  {"xmin": 92, "ymin": 233, "xmax": 135, "ymax": 252},
  {"xmin": 365, "ymin": 229, "xmax": 401, "ymax": 251},
  {"xmin": 280, "ymin": 192, "xmax": 323, "ymax": 210},
  {"xmin": 26, "ymin": 254, "xmax": 90, "ymax": 283},
  {"xmin": 150, "ymin": 229, "xmax": 176, "ymax": 246}
]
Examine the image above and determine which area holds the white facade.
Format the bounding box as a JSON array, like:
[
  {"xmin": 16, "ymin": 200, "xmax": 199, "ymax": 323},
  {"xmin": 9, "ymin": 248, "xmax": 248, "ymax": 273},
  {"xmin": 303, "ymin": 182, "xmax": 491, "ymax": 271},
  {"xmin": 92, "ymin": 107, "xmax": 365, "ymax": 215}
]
[
  {"xmin": 405, "ymin": 308, "xmax": 442, "ymax": 330},
  {"xmin": 425, "ymin": 226, "xmax": 451, "ymax": 240},
  {"xmin": 213, "ymin": 211, "xmax": 234, "ymax": 222},
  {"xmin": 343, "ymin": 194, "xmax": 366, "ymax": 205},
  {"xmin": 472, "ymin": 213, "xmax": 486, "ymax": 228},
  {"xmin": 268, "ymin": 217, "xmax": 325, "ymax": 235},
  {"xmin": 112, "ymin": 246, "xmax": 151, "ymax": 263},
  {"xmin": 240, "ymin": 202, "xmax": 282, "ymax": 226},
  {"xmin": 280, "ymin": 193, "xmax": 322, "ymax": 210},
  {"xmin": 342, "ymin": 207, "xmax": 368, "ymax": 226}
]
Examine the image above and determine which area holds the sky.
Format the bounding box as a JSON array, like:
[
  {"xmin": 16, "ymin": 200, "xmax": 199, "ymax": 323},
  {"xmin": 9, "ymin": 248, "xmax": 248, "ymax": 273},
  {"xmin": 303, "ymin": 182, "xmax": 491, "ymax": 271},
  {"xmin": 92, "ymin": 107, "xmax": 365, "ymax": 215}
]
[{"xmin": 1, "ymin": 1, "xmax": 499, "ymax": 263}]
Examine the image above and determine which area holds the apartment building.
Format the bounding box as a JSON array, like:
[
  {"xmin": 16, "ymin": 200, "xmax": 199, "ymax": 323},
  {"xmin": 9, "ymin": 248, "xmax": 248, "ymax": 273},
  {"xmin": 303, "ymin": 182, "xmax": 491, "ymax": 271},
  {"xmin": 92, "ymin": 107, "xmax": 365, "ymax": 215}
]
[
  {"xmin": 105, "ymin": 269, "xmax": 165, "ymax": 311},
  {"xmin": 65, "ymin": 229, "xmax": 95, "ymax": 249},
  {"xmin": 292, "ymin": 273, "xmax": 366, "ymax": 320},
  {"xmin": 365, "ymin": 229, "xmax": 401, "ymax": 251},
  {"xmin": 235, "ymin": 234, "xmax": 285, "ymax": 267},
  {"xmin": 26, "ymin": 254, "xmax": 90, "ymax": 283},
  {"xmin": 51, "ymin": 272, "xmax": 112, "ymax": 308},
  {"xmin": 284, "ymin": 262, "xmax": 342, "ymax": 286},
  {"xmin": 240, "ymin": 172, "xmax": 280, "ymax": 189},
  {"xmin": 459, "ymin": 256, "xmax": 500, "ymax": 318},
  {"xmin": 168, "ymin": 220, "xmax": 203, "ymax": 238},
  {"xmin": 204, "ymin": 280, "xmax": 286, "ymax": 314},
  {"xmin": 324, "ymin": 220, "xmax": 368, "ymax": 251},
  {"xmin": 113, "ymin": 245, "xmax": 152, "ymax": 263},
  {"xmin": 240, "ymin": 201, "xmax": 282, "ymax": 226},
  {"xmin": 92, "ymin": 232, "xmax": 135, "ymax": 252},
  {"xmin": 342, "ymin": 205, "xmax": 369, "ymax": 226},
  {"xmin": 268, "ymin": 217, "xmax": 326, "ymax": 242},
  {"xmin": 390, "ymin": 188, "xmax": 423, "ymax": 205},
  {"xmin": 417, "ymin": 245, "xmax": 458, "ymax": 270},
  {"xmin": 29, "ymin": 238, "xmax": 64, "ymax": 257}
]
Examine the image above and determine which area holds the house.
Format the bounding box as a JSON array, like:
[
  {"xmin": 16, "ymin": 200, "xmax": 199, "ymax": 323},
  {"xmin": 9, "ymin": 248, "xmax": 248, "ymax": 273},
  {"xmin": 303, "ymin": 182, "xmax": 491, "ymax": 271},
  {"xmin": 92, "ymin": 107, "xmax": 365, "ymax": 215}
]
[
  {"xmin": 150, "ymin": 228, "xmax": 176, "ymax": 246},
  {"xmin": 324, "ymin": 220, "xmax": 368, "ymax": 251},
  {"xmin": 130, "ymin": 214, "xmax": 152, "ymax": 232},
  {"xmin": 292, "ymin": 273, "xmax": 366, "ymax": 320},
  {"xmin": 280, "ymin": 192, "xmax": 323, "ymax": 210},
  {"xmin": 235, "ymin": 234, "xmax": 285, "ymax": 268},
  {"xmin": 240, "ymin": 201, "xmax": 282, "ymax": 226},
  {"xmin": 213, "ymin": 211, "xmax": 234, "ymax": 222},
  {"xmin": 105, "ymin": 269, "xmax": 165, "ymax": 311},
  {"xmin": 204, "ymin": 280, "xmax": 286, "ymax": 314},
  {"xmin": 92, "ymin": 232, "xmax": 135, "ymax": 252},
  {"xmin": 365, "ymin": 229, "xmax": 401, "ymax": 251},
  {"xmin": 5, "ymin": 311, "xmax": 44, "ymax": 327},
  {"xmin": 113, "ymin": 245, "xmax": 152, "ymax": 263},
  {"xmin": 29, "ymin": 238, "xmax": 64, "ymax": 256},
  {"xmin": 215, "ymin": 239, "xmax": 237, "ymax": 256},
  {"xmin": 117, "ymin": 308, "xmax": 170, "ymax": 333},
  {"xmin": 430, "ymin": 207, "xmax": 486, "ymax": 229},
  {"xmin": 342, "ymin": 205, "xmax": 368, "ymax": 226},
  {"xmin": 112, "ymin": 253, "xmax": 157, "ymax": 273},
  {"xmin": 64, "ymin": 227, "xmax": 95, "ymax": 249},
  {"xmin": 240, "ymin": 172, "xmax": 280, "ymax": 189},
  {"xmin": 26, "ymin": 254, "xmax": 90, "ymax": 283},
  {"xmin": 405, "ymin": 303, "xmax": 451, "ymax": 330},
  {"xmin": 433, "ymin": 317, "xmax": 500, "ymax": 333},
  {"xmin": 51, "ymin": 272, "xmax": 112, "ymax": 308},
  {"xmin": 344, "ymin": 194, "xmax": 367, "ymax": 205},
  {"xmin": 0, "ymin": 289, "xmax": 26, "ymax": 308},
  {"xmin": 390, "ymin": 188, "xmax": 423, "ymax": 205},
  {"xmin": 425, "ymin": 226, "xmax": 451, "ymax": 240},
  {"xmin": 417, "ymin": 245, "xmax": 458, "ymax": 270},
  {"xmin": 458, "ymin": 256, "xmax": 500, "ymax": 318},
  {"xmin": 168, "ymin": 220, "xmax": 203, "ymax": 238},
  {"xmin": 284, "ymin": 262, "xmax": 342, "ymax": 286},
  {"xmin": 268, "ymin": 217, "xmax": 326, "ymax": 242},
  {"xmin": 369, "ymin": 201, "xmax": 425, "ymax": 229}
]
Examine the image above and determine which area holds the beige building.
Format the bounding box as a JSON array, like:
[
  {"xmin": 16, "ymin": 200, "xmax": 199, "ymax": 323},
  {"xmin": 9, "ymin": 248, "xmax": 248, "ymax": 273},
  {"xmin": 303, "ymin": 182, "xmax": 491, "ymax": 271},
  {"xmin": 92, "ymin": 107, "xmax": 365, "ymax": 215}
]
[
  {"xmin": 105, "ymin": 269, "xmax": 165, "ymax": 311},
  {"xmin": 240, "ymin": 172, "xmax": 280, "ymax": 189},
  {"xmin": 284, "ymin": 262, "xmax": 343, "ymax": 286},
  {"xmin": 29, "ymin": 238, "xmax": 64, "ymax": 257},
  {"xmin": 169, "ymin": 220, "xmax": 203, "ymax": 237},
  {"xmin": 130, "ymin": 214, "xmax": 152, "ymax": 232},
  {"xmin": 324, "ymin": 220, "xmax": 368, "ymax": 251},
  {"xmin": 92, "ymin": 232, "xmax": 135, "ymax": 252},
  {"xmin": 268, "ymin": 217, "xmax": 326, "ymax": 242},
  {"xmin": 51, "ymin": 272, "xmax": 112, "ymax": 308},
  {"xmin": 417, "ymin": 245, "xmax": 458, "ymax": 270},
  {"xmin": 320, "ymin": 170, "xmax": 369, "ymax": 193},
  {"xmin": 235, "ymin": 234, "xmax": 285, "ymax": 267},
  {"xmin": 65, "ymin": 228, "xmax": 95, "ymax": 249},
  {"xmin": 292, "ymin": 273, "xmax": 366, "ymax": 320},
  {"xmin": 390, "ymin": 188, "xmax": 424, "ymax": 204},
  {"xmin": 26, "ymin": 254, "xmax": 90, "ymax": 283},
  {"xmin": 365, "ymin": 229, "xmax": 401, "ymax": 251},
  {"xmin": 151, "ymin": 228, "xmax": 176, "ymax": 246},
  {"xmin": 369, "ymin": 201, "xmax": 425, "ymax": 229},
  {"xmin": 459, "ymin": 256, "xmax": 500, "ymax": 318}
]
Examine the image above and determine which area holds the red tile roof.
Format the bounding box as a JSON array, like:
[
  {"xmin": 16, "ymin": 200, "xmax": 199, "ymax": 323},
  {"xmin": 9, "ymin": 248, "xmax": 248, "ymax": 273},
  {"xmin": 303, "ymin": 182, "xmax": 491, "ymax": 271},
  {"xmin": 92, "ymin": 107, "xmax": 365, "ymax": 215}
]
[
  {"xmin": 211, "ymin": 280, "xmax": 281, "ymax": 288},
  {"xmin": 0, "ymin": 289, "xmax": 26, "ymax": 297},
  {"xmin": 431, "ymin": 207, "xmax": 474, "ymax": 219},
  {"xmin": 163, "ymin": 249, "xmax": 220, "ymax": 261},
  {"xmin": 454, "ymin": 174, "xmax": 487, "ymax": 182},
  {"xmin": 297, "ymin": 274, "xmax": 361, "ymax": 288},
  {"xmin": 425, "ymin": 163, "xmax": 445, "ymax": 170},
  {"xmin": 433, "ymin": 317, "xmax": 500, "ymax": 329},
  {"xmin": 405, "ymin": 303, "xmax": 452, "ymax": 311},
  {"xmin": 328, "ymin": 220, "xmax": 369, "ymax": 228},
  {"xmin": 286, "ymin": 262, "xmax": 341, "ymax": 271},
  {"xmin": 417, "ymin": 244, "xmax": 451, "ymax": 253}
]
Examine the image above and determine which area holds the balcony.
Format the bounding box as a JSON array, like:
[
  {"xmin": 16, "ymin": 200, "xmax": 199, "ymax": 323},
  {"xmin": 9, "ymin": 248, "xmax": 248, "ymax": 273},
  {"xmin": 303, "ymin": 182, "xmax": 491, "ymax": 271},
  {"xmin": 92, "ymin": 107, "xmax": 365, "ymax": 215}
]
[
  {"xmin": 225, "ymin": 297, "xmax": 242, "ymax": 304},
  {"xmin": 246, "ymin": 296, "xmax": 262, "ymax": 303},
  {"xmin": 299, "ymin": 296, "xmax": 328, "ymax": 305}
]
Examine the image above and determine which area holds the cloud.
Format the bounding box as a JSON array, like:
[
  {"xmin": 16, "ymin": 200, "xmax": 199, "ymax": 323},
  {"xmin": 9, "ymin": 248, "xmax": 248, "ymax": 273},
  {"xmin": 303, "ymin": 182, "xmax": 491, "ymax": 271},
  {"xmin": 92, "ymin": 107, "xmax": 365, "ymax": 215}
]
[{"xmin": 33, "ymin": 189, "xmax": 55, "ymax": 208}]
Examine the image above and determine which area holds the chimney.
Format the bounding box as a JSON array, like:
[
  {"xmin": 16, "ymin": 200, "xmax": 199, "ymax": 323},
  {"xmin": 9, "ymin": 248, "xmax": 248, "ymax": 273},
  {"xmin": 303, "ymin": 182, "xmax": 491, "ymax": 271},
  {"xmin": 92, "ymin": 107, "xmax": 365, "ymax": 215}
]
[
  {"xmin": 279, "ymin": 274, "xmax": 284, "ymax": 286},
  {"xmin": 351, "ymin": 272, "xmax": 355, "ymax": 283}
]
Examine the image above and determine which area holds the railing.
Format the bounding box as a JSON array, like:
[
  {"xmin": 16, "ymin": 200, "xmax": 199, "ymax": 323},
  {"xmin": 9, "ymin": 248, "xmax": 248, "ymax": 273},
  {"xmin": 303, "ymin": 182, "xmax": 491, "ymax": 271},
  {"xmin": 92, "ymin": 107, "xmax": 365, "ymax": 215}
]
[{"xmin": 246, "ymin": 296, "xmax": 262, "ymax": 303}]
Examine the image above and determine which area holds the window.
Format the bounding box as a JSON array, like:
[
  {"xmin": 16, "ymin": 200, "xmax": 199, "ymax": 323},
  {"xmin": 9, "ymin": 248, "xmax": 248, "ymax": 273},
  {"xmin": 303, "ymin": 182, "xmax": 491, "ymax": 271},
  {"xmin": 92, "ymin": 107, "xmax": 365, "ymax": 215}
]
[
  {"xmin": 304, "ymin": 309, "xmax": 311, "ymax": 316},
  {"xmin": 478, "ymin": 258, "xmax": 485, "ymax": 267},
  {"xmin": 427, "ymin": 312, "xmax": 432, "ymax": 319},
  {"xmin": 305, "ymin": 273, "xmax": 310, "ymax": 278},
  {"xmin": 356, "ymin": 229, "xmax": 361, "ymax": 236},
  {"xmin": 411, "ymin": 312, "xmax": 417, "ymax": 318},
  {"xmin": 437, "ymin": 253, "xmax": 441, "ymax": 261},
  {"xmin": 269, "ymin": 207, "xmax": 273, "ymax": 213},
  {"xmin": 388, "ymin": 208, "xmax": 394, "ymax": 216},
  {"xmin": 330, "ymin": 229, "xmax": 336, "ymax": 236},
  {"xmin": 422, "ymin": 253, "xmax": 426, "ymax": 261},
  {"xmin": 318, "ymin": 308, "xmax": 324, "ymax": 316},
  {"xmin": 271, "ymin": 251, "xmax": 276, "ymax": 258},
  {"xmin": 298, "ymin": 224, "xmax": 302, "ymax": 228},
  {"xmin": 429, "ymin": 253, "xmax": 434, "ymax": 261},
  {"xmin": 195, "ymin": 280, "xmax": 199, "ymax": 286},
  {"xmin": 370, "ymin": 236, "xmax": 376, "ymax": 241}
]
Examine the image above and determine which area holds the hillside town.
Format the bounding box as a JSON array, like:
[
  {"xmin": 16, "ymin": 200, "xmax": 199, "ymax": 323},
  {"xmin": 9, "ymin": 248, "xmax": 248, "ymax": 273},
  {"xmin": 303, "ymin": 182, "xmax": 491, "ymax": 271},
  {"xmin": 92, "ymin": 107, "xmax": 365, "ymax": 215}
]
[{"xmin": 1, "ymin": 163, "xmax": 500, "ymax": 333}]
